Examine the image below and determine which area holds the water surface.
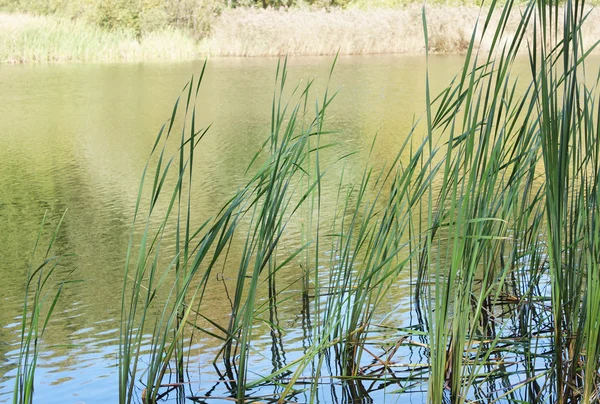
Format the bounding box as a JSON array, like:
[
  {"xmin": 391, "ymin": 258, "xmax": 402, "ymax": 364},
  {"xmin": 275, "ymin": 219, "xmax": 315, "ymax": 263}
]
[{"xmin": 0, "ymin": 54, "xmax": 555, "ymax": 403}]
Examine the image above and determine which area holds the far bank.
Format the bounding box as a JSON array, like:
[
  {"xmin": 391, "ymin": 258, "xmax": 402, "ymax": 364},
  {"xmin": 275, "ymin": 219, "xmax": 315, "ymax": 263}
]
[{"xmin": 2, "ymin": 5, "xmax": 600, "ymax": 63}]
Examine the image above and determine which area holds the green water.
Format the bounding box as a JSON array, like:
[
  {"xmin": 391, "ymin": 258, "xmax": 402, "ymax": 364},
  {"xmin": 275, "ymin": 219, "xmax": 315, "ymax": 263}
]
[{"xmin": 0, "ymin": 54, "xmax": 527, "ymax": 403}]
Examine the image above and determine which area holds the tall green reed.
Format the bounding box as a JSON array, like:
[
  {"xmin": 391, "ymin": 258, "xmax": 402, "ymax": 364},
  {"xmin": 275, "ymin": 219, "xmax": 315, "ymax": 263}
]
[
  {"xmin": 7, "ymin": 0, "xmax": 600, "ymax": 402},
  {"xmin": 13, "ymin": 211, "xmax": 75, "ymax": 404},
  {"xmin": 117, "ymin": 61, "xmax": 252, "ymax": 404},
  {"xmin": 116, "ymin": 0, "xmax": 600, "ymax": 401},
  {"xmin": 416, "ymin": 0, "xmax": 600, "ymax": 402},
  {"xmin": 118, "ymin": 58, "xmax": 342, "ymax": 403},
  {"xmin": 535, "ymin": 0, "xmax": 600, "ymax": 400}
]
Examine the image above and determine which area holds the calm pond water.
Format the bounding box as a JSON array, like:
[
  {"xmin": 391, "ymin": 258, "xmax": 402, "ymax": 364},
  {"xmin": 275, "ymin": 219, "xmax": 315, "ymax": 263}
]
[{"xmin": 1, "ymin": 54, "xmax": 593, "ymax": 403}]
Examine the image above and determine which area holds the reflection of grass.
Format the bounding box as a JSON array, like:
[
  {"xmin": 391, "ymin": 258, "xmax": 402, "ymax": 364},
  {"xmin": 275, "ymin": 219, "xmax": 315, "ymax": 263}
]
[{"xmin": 0, "ymin": 13, "xmax": 198, "ymax": 63}]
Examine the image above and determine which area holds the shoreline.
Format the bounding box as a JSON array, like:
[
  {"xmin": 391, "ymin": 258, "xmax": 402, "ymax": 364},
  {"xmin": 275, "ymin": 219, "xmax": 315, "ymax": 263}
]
[{"xmin": 2, "ymin": 6, "xmax": 600, "ymax": 63}]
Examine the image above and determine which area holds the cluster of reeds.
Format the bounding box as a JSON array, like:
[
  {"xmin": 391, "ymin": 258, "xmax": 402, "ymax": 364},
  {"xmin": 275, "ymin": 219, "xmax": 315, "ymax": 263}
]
[
  {"xmin": 117, "ymin": 57, "xmax": 346, "ymax": 402},
  {"xmin": 416, "ymin": 0, "xmax": 600, "ymax": 401},
  {"xmin": 11, "ymin": 0, "xmax": 600, "ymax": 401},
  {"xmin": 116, "ymin": 0, "xmax": 600, "ymax": 401},
  {"xmin": 12, "ymin": 211, "xmax": 76, "ymax": 404}
]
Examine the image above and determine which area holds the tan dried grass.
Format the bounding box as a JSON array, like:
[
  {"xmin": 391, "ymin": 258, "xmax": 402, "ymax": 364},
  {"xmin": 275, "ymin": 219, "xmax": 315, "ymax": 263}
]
[{"xmin": 207, "ymin": 5, "xmax": 600, "ymax": 56}]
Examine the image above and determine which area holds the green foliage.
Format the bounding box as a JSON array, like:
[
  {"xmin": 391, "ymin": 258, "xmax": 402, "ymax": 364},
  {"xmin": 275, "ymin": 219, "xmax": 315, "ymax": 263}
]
[
  {"xmin": 8, "ymin": 0, "xmax": 600, "ymax": 401},
  {"xmin": 94, "ymin": 0, "xmax": 166, "ymax": 38},
  {"xmin": 0, "ymin": 0, "xmax": 357, "ymax": 40},
  {"xmin": 13, "ymin": 211, "xmax": 75, "ymax": 404},
  {"xmin": 0, "ymin": 14, "xmax": 198, "ymax": 63},
  {"xmin": 228, "ymin": 0, "xmax": 351, "ymax": 7},
  {"xmin": 163, "ymin": 0, "xmax": 222, "ymax": 38},
  {"xmin": 117, "ymin": 0, "xmax": 600, "ymax": 402},
  {"xmin": 0, "ymin": 0, "xmax": 67, "ymax": 14}
]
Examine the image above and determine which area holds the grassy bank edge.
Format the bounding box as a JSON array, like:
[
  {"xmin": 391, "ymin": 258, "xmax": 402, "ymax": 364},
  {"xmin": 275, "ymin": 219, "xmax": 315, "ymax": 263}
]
[{"xmin": 4, "ymin": 4, "xmax": 600, "ymax": 63}]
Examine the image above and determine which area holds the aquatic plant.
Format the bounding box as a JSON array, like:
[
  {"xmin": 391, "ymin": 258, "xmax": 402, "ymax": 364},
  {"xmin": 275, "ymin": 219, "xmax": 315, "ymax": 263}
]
[
  {"xmin": 418, "ymin": 0, "xmax": 600, "ymax": 402},
  {"xmin": 116, "ymin": 0, "xmax": 600, "ymax": 402},
  {"xmin": 7, "ymin": 0, "xmax": 600, "ymax": 400},
  {"xmin": 12, "ymin": 211, "xmax": 75, "ymax": 404}
]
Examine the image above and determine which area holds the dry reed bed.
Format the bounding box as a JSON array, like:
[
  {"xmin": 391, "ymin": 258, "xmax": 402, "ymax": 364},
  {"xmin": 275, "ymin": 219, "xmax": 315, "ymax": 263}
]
[{"xmin": 208, "ymin": 5, "xmax": 600, "ymax": 56}]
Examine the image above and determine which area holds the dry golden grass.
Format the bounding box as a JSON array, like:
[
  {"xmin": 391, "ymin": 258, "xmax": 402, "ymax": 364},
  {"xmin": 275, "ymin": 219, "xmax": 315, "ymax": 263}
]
[{"xmin": 207, "ymin": 5, "xmax": 600, "ymax": 56}]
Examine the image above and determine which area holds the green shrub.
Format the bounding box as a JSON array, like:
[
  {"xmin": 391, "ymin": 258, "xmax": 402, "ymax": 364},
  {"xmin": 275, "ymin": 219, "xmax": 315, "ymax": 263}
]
[{"xmin": 94, "ymin": 0, "xmax": 166, "ymax": 38}]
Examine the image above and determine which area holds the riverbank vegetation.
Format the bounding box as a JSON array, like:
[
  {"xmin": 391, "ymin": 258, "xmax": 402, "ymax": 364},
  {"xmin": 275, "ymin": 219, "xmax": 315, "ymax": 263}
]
[
  {"xmin": 3, "ymin": 0, "xmax": 600, "ymax": 62},
  {"xmin": 10, "ymin": 0, "xmax": 600, "ymax": 402},
  {"xmin": 114, "ymin": 0, "xmax": 600, "ymax": 402},
  {"xmin": 0, "ymin": 13, "xmax": 197, "ymax": 63}
]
